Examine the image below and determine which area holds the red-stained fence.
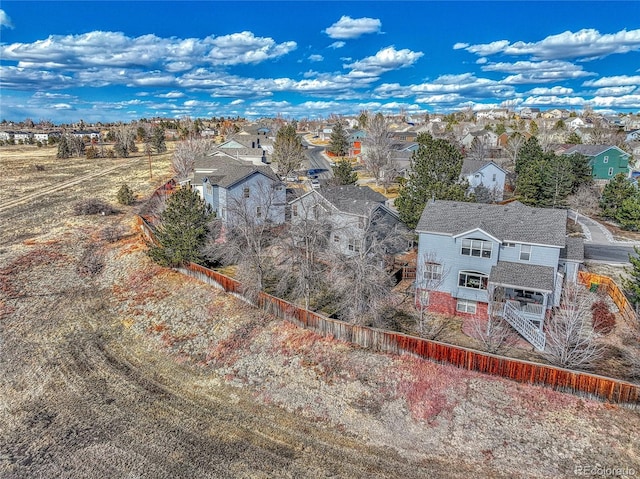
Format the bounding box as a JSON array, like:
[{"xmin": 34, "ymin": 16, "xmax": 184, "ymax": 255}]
[{"xmin": 137, "ymin": 215, "xmax": 640, "ymax": 405}]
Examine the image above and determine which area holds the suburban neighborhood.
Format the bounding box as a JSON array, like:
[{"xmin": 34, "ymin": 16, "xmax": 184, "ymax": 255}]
[{"xmin": 2, "ymin": 2, "xmax": 640, "ymax": 477}]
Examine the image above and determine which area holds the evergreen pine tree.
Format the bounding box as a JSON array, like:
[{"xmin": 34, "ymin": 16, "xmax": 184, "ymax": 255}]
[
  {"xmin": 395, "ymin": 133, "xmax": 467, "ymax": 228},
  {"xmin": 623, "ymin": 246, "xmax": 640, "ymax": 310},
  {"xmin": 148, "ymin": 187, "xmax": 213, "ymax": 267},
  {"xmin": 600, "ymin": 173, "xmax": 636, "ymax": 219},
  {"xmin": 332, "ymin": 159, "xmax": 358, "ymax": 185},
  {"xmin": 152, "ymin": 125, "xmax": 167, "ymax": 153},
  {"xmin": 515, "ymin": 136, "xmax": 543, "ymax": 175},
  {"xmin": 328, "ymin": 121, "xmax": 349, "ymax": 157},
  {"xmin": 56, "ymin": 135, "xmax": 71, "ymax": 159},
  {"xmin": 617, "ymin": 193, "xmax": 640, "ymax": 231},
  {"xmin": 116, "ymin": 184, "xmax": 135, "ymax": 205}
]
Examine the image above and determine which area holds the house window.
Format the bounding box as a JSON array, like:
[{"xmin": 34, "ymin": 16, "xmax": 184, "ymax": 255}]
[
  {"xmin": 458, "ymin": 271, "xmax": 488, "ymax": 290},
  {"xmin": 492, "ymin": 173, "xmax": 497, "ymax": 181},
  {"xmin": 423, "ymin": 263, "xmax": 442, "ymax": 282},
  {"xmin": 333, "ymin": 235, "xmax": 340, "ymax": 243},
  {"xmin": 221, "ymin": 208, "xmax": 226, "ymax": 219},
  {"xmin": 503, "ymin": 242, "xmax": 516, "ymax": 248},
  {"xmin": 603, "ymin": 156, "xmax": 609, "ymax": 163},
  {"xmin": 456, "ymin": 299, "xmax": 477, "ymax": 314},
  {"xmin": 608, "ymin": 167, "xmax": 614, "ymax": 176},
  {"xmin": 461, "ymin": 238, "xmax": 492, "ymax": 258},
  {"xmin": 348, "ymin": 238, "xmax": 360, "ymax": 252},
  {"xmin": 206, "ymin": 183, "xmax": 212, "ymax": 194},
  {"xmin": 292, "ymin": 205, "xmax": 298, "ymax": 217},
  {"xmin": 243, "ymin": 187, "xmax": 250, "ymax": 198},
  {"xmin": 256, "ymin": 206, "xmax": 262, "ymax": 218},
  {"xmin": 520, "ymin": 244, "xmax": 531, "ymax": 261}
]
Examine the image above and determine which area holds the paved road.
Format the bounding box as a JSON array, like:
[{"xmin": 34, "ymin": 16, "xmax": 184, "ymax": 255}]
[
  {"xmin": 301, "ymin": 136, "xmax": 332, "ymax": 181},
  {"xmin": 584, "ymin": 243, "xmax": 637, "ymax": 264}
]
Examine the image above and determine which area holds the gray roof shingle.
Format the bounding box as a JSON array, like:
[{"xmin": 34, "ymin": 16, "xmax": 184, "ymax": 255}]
[
  {"xmin": 193, "ymin": 156, "xmax": 278, "ymax": 188},
  {"xmin": 416, "ymin": 200, "xmax": 567, "ymax": 247},
  {"xmin": 489, "ymin": 261, "xmax": 556, "ymax": 292},
  {"xmin": 560, "ymin": 236, "xmax": 585, "ymax": 262},
  {"xmin": 321, "ymin": 186, "xmax": 388, "ymax": 216},
  {"xmin": 562, "ymin": 145, "xmax": 618, "ymax": 157}
]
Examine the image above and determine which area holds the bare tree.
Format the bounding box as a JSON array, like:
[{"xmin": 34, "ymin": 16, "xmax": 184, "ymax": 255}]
[
  {"xmin": 504, "ymin": 132, "xmax": 526, "ymax": 164},
  {"xmin": 362, "ymin": 113, "xmax": 392, "ymax": 185},
  {"xmin": 566, "ymin": 183, "xmax": 601, "ymax": 216},
  {"xmin": 544, "ymin": 284, "xmax": 604, "ymax": 370},
  {"xmin": 172, "ymin": 138, "xmax": 215, "ymax": 181},
  {"xmin": 330, "ymin": 208, "xmax": 409, "ymax": 326},
  {"xmin": 468, "ymin": 136, "xmax": 489, "ymax": 161},
  {"xmin": 114, "ymin": 123, "xmax": 137, "ymax": 158},
  {"xmin": 414, "ymin": 250, "xmax": 450, "ymax": 338},
  {"xmin": 276, "ymin": 206, "xmax": 334, "ymax": 310},
  {"xmin": 469, "ymin": 309, "xmax": 519, "ymax": 355},
  {"xmin": 210, "ymin": 181, "xmax": 284, "ymax": 301}
]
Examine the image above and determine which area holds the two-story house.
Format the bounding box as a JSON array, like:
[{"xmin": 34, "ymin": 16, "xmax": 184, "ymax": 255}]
[
  {"xmin": 288, "ymin": 185, "xmax": 407, "ymax": 257},
  {"xmin": 460, "ymin": 159, "xmax": 507, "ymax": 201},
  {"xmin": 562, "ymin": 145, "xmax": 631, "ymax": 180},
  {"xmin": 193, "ymin": 154, "xmax": 285, "ymax": 226},
  {"xmin": 415, "ymin": 200, "xmax": 583, "ymax": 350}
]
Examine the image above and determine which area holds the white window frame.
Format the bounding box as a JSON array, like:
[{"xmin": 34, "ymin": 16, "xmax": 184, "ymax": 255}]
[
  {"xmin": 520, "ymin": 244, "xmax": 532, "ymax": 261},
  {"xmin": 243, "ymin": 186, "xmax": 250, "ymax": 198},
  {"xmin": 348, "ymin": 238, "xmax": 360, "ymax": 252},
  {"xmin": 256, "ymin": 206, "xmax": 262, "ymax": 218},
  {"xmin": 292, "ymin": 205, "xmax": 298, "ymax": 217},
  {"xmin": 423, "ymin": 263, "xmax": 443, "ymax": 282},
  {"xmin": 333, "ymin": 235, "xmax": 340, "ymax": 243},
  {"xmin": 458, "ymin": 271, "xmax": 488, "ymax": 290},
  {"xmin": 608, "ymin": 167, "xmax": 614, "ymax": 176},
  {"xmin": 603, "ymin": 156, "xmax": 609, "ymax": 163},
  {"xmin": 461, "ymin": 238, "xmax": 493, "ymax": 258},
  {"xmin": 456, "ymin": 299, "xmax": 477, "ymax": 314},
  {"xmin": 503, "ymin": 242, "xmax": 516, "ymax": 248}
]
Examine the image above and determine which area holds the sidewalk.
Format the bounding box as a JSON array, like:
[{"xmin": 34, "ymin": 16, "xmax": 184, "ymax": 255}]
[{"xmin": 569, "ymin": 210, "xmax": 640, "ymax": 246}]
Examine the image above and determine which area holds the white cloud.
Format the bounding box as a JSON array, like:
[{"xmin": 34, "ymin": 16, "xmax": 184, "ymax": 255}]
[
  {"xmin": 590, "ymin": 94, "xmax": 640, "ymax": 109},
  {"xmin": 230, "ymin": 99, "xmax": 244, "ymax": 105},
  {"xmin": 52, "ymin": 103, "xmax": 73, "ymax": 110},
  {"xmin": 453, "ymin": 42, "xmax": 469, "ymax": 50},
  {"xmin": 207, "ymin": 31, "xmax": 296, "ymax": 65},
  {"xmin": 0, "ymin": 9, "xmax": 13, "ymax": 29},
  {"xmin": 521, "ymin": 95, "xmax": 587, "ymax": 107},
  {"xmin": 0, "ymin": 30, "xmax": 297, "ymax": 76},
  {"xmin": 324, "ymin": 16, "xmax": 382, "ymax": 39},
  {"xmin": 526, "ymin": 86, "xmax": 574, "ymax": 95},
  {"xmin": 592, "ymin": 86, "xmax": 637, "ymax": 96},
  {"xmin": 461, "ymin": 28, "xmax": 640, "ymax": 61},
  {"xmin": 156, "ymin": 91, "xmax": 185, "ymax": 98},
  {"xmin": 583, "ymin": 75, "xmax": 640, "ymax": 87},
  {"xmin": 308, "ymin": 54, "xmax": 324, "ymax": 62},
  {"xmin": 345, "ymin": 46, "xmax": 423, "ymax": 77},
  {"xmin": 329, "ymin": 41, "xmax": 345, "ymax": 49}
]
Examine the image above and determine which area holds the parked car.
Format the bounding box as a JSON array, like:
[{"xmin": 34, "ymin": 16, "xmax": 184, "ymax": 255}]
[{"xmin": 311, "ymin": 179, "xmax": 320, "ymax": 189}]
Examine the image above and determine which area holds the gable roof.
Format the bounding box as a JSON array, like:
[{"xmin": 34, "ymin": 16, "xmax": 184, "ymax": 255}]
[
  {"xmin": 562, "ymin": 144, "xmax": 630, "ymax": 158},
  {"xmin": 195, "ymin": 156, "xmax": 279, "ymax": 189},
  {"xmin": 416, "ymin": 200, "xmax": 567, "ymax": 247},
  {"xmin": 460, "ymin": 159, "xmax": 506, "ymax": 176},
  {"xmin": 321, "ymin": 185, "xmax": 389, "ymax": 216}
]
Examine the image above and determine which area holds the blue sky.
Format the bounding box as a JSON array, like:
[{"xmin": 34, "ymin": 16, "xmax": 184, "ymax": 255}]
[{"xmin": 1, "ymin": 1, "xmax": 639, "ymax": 123}]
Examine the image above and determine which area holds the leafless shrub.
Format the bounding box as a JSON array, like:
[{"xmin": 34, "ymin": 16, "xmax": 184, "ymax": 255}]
[
  {"xmin": 566, "ymin": 183, "xmax": 601, "ymax": 216},
  {"xmin": 34, "ymin": 164, "xmax": 45, "ymax": 171},
  {"xmin": 469, "ymin": 315, "xmax": 519, "ymax": 355},
  {"xmin": 73, "ymin": 198, "xmax": 118, "ymax": 216},
  {"xmin": 415, "ymin": 313, "xmax": 449, "ymax": 341},
  {"xmin": 99, "ymin": 225, "xmax": 126, "ymax": 243},
  {"xmin": 77, "ymin": 245, "xmax": 104, "ymax": 277},
  {"xmin": 544, "ymin": 285, "xmax": 605, "ymax": 370}
]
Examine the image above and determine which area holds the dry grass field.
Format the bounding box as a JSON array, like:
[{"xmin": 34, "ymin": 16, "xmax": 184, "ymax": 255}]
[{"xmin": 1, "ymin": 144, "xmax": 639, "ymax": 478}]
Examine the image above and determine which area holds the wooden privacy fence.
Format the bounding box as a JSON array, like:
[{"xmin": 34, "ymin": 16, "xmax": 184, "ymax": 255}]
[
  {"xmin": 578, "ymin": 271, "xmax": 636, "ymax": 324},
  {"xmin": 136, "ymin": 215, "xmax": 640, "ymax": 405}
]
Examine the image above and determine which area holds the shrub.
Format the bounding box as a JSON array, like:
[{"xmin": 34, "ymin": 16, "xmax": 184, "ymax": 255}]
[
  {"xmin": 73, "ymin": 198, "xmax": 117, "ymax": 216},
  {"xmin": 34, "ymin": 164, "xmax": 45, "ymax": 172},
  {"xmin": 591, "ymin": 300, "xmax": 616, "ymax": 334},
  {"xmin": 85, "ymin": 145, "xmax": 98, "ymax": 159},
  {"xmin": 116, "ymin": 183, "xmax": 135, "ymax": 206}
]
